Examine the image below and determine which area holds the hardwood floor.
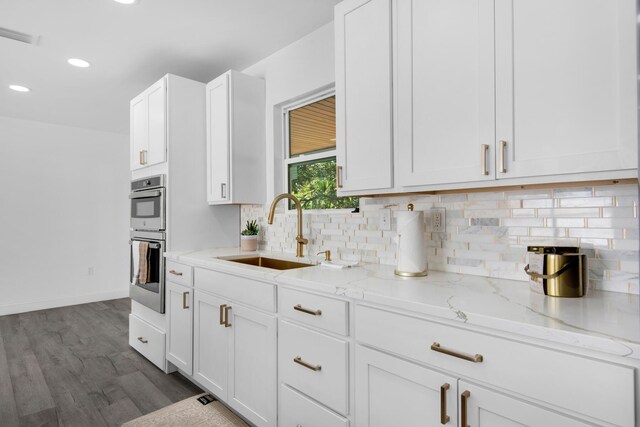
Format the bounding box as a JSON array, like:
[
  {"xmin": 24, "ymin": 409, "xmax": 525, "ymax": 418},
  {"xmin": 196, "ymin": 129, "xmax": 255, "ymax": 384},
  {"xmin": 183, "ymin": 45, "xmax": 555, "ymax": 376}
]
[{"xmin": 0, "ymin": 298, "xmax": 202, "ymax": 427}]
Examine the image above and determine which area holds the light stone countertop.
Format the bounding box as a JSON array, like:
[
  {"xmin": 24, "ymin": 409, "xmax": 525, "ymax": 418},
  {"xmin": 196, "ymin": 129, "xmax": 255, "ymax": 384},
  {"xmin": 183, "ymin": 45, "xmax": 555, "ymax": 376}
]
[{"xmin": 166, "ymin": 248, "xmax": 640, "ymax": 360}]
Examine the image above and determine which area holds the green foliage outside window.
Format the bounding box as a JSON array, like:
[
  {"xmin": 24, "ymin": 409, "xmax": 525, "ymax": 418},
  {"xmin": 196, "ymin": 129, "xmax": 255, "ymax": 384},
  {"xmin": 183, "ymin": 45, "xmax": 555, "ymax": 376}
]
[{"xmin": 288, "ymin": 157, "xmax": 359, "ymax": 210}]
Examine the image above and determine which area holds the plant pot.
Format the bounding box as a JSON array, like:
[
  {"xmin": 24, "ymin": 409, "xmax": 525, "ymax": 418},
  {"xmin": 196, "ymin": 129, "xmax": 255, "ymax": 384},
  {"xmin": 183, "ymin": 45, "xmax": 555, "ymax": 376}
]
[{"xmin": 240, "ymin": 235, "xmax": 258, "ymax": 252}]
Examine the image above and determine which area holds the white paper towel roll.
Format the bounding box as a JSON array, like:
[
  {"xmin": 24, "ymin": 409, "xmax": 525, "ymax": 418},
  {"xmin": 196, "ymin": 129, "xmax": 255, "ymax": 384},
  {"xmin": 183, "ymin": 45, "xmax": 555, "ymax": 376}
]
[{"xmin": 395, "ymin": 210, "xmax": 427, "ymax": 276}]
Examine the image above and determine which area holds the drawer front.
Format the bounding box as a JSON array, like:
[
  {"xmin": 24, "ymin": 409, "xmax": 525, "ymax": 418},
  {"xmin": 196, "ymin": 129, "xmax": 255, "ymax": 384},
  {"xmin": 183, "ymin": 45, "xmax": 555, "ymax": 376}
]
[
  {"xmin": 195, "ymin": 268, "xmax": 276, "ymax": 312},
  {"xmin": 356, "ymin": 304, "xmax": 636, "ymax": 427},
  {"xmin": 129, "ymin": 314, "xmax": 165, "ymax": 370},
  {"xmin": 279, "ymin": 287, "xmax": 348, "ymax": 336},
  {"xmin": 280, "ymin": 384, "xmax": 349, "ymax": 427},
  {"xmin": 279, "ymin": 320, "xmax": 349, "ymax": 415},
  {"xmin": 166, "ymin": 260, "xmax": 193, "ymax": 287}
]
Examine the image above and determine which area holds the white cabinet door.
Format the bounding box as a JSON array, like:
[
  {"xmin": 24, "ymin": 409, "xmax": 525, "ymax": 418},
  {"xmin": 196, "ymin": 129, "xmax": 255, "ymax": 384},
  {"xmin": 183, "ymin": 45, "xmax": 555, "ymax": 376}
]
[
  {"xmin": 130, "ymin": 94, "xmax": 147, "ymax": 170},
  {"xmin": 396, "ymin": 0, "xmax": 496, "ymax": 187},
  {"xmin": 166, "ymin": 282, "xmax": 193, "ymax": 375},
  {"xmin": 130, "ymin": 77, "xmax": 166, "ymax": 170},
  {"xmin": 206, "ymin": 73, "xmax": 230, "ymax": 204},
  {"xmin": 460, "ymin": 381, "xmax": 591, "ymax": 427},
  {"xmin": 227, "ymin": 303, "xmax": 276, "ymax": 427},
  {"xmin": 495, "ymin": 0, "xmax": 637, "ymax": 179},
  {"xmin": 193, "ymin": 290, "xmax": 228, "ymax": 400},
  {"xmin": 335, "ymin": 0, "xmax": 393, "ymax": 194},
  {"xmin": 146, "ymin": 78, "xmax": 167, "ymax": 167},
  {"xmin": 355, "ymin": 345, "xmax": 458, "ymax": 427}
]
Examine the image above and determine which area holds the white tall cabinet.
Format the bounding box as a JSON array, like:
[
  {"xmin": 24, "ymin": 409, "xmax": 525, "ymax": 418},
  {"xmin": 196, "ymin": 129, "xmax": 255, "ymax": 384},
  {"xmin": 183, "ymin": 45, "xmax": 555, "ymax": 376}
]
[
  {"xmin": 206, "ymin": 70, "xmax": 265, "ymax": 205},
  {"xmin": 335, "ymin": 0, "xmax": 638, "ymax": 195},
  {"xmin": 130, "ymin": 77, "xmax": 166, "ymax": 170}
]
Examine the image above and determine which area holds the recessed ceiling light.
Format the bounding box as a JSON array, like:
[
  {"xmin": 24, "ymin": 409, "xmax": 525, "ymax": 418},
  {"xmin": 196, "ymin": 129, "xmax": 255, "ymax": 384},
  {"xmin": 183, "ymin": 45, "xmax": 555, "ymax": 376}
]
[
  {"xmin": 68, "ymin": 58, "xmax": 91, "ymax": 68},
  {"xmin": 9, "ymin": 85, "xmax": 30, "ymax": 92},
  {"xmin": 114, "ymin": 0, "xmax": 138, "ymax": 4}
]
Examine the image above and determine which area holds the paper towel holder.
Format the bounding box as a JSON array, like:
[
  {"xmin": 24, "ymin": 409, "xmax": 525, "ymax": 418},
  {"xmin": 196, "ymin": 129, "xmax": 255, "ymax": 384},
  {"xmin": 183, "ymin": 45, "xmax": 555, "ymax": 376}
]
[{"xmin": 394, "ymin": 203, "xmax": 428, "ymax": 277}]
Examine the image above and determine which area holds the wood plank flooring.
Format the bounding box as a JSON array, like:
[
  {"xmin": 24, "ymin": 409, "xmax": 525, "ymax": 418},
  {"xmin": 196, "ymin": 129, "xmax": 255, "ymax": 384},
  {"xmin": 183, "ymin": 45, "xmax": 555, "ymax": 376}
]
[{"xmin": 0, "ymin": 298, "xmax": 202, "ymax": 427}]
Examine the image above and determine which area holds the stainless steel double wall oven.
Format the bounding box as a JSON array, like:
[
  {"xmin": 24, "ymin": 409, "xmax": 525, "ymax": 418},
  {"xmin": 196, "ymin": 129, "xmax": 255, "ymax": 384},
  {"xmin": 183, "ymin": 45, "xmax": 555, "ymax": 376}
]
[{"xmin": 129, "ymin": 175, "xmax": 166, "ymax": 313}]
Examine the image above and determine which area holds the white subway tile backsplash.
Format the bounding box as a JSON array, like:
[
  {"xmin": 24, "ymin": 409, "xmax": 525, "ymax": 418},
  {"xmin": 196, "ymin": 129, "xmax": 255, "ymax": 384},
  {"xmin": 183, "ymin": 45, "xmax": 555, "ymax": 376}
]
[{"xmin": 243, "ymin": 184, "xmax": 639, "ymax": 295}]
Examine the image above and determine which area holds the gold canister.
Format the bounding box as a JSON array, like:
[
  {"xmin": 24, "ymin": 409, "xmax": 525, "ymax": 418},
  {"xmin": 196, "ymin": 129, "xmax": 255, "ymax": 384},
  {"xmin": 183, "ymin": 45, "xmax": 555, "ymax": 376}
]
[{"xmin": 525, "ymin": 247, "xmax": 588, "ymax": 297}]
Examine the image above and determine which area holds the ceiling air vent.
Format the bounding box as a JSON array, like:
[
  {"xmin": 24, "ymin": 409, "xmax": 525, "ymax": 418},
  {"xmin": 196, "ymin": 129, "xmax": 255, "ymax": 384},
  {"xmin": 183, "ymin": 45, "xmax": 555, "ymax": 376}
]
[{"xmin": 0, "ymin": 27, "xmax": 39, "ymax": 45}]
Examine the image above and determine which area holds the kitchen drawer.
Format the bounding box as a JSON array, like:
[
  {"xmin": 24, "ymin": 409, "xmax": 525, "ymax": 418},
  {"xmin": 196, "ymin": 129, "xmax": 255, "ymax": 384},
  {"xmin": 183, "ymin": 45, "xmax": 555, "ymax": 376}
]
[
  {"xmin": 129, "ymin": 314, "xmax": 165, "ymax": 370},
  {"xmin": 279, "ymin": 320, "xmax": 349, "ymax": 415},
  {"xmin": 166, "ymin": 260, "xmax": 193, "ymax": 287},
  {"xmin": 195, "ymin": 268, "xmax": 276, "ymax": 312},
  {"xmin": 279, "ymin": 384, "xmax": 349, "ymax": 427},
  {"xmin": 356, "ymin": 304, "xmax": 636, "ymax": 427},
  {"xmin": 279, "ymin": 287, "xmax": 348, "ymax": 336}
]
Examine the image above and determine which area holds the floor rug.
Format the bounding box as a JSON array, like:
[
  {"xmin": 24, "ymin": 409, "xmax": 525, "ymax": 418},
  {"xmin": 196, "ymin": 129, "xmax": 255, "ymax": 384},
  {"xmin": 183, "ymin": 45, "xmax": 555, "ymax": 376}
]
[{"xmin": 122, "ymin": 393, "xmax": 248, "ymax": 427}]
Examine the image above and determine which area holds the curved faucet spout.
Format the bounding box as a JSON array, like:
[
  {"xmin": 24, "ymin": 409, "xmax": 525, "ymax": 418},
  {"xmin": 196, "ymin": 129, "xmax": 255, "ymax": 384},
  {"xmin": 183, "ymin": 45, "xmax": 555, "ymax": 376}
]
[{"xmin": 267, "ymin": 193, "xmax": 308, "ymax": 257}]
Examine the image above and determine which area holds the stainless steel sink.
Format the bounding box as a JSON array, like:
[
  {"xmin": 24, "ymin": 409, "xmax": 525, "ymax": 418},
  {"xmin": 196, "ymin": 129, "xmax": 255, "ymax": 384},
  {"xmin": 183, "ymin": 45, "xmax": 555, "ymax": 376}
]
[{"xmin": 223, "ymin": 256, "xmax": 313, "ymax": 270}]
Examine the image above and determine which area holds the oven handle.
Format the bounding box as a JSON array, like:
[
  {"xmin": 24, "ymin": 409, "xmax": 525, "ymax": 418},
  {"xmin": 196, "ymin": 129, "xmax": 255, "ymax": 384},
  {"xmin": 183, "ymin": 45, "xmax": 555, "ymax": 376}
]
[
  {"xmin": 129, "ymin": 190, "xmax": 161, "ymax": 199},
  {"xmin": 129, "ymin": 240, "xmax": 162, "ymax": 249}
]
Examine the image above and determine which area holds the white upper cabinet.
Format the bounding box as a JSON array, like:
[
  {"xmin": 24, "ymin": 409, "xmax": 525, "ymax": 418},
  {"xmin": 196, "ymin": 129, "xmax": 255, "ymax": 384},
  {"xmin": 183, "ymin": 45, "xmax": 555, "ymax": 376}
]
[
  {"xmin": 336, "ymin": 0, "xmax": 637, "ymax": 194},
  {"xmin": 396, "ymin": 0, "xmax": 496, "ymax": 187},
  {"xmin": 495, "ymin": 0, "xmax": 638, "ymax": 179},
  {"xmin": 130, "ymin": 77, "xmax": 166, "ymax": 170},
  {"xmin": 335, "ymin": 0, "xmax": 394, "ymax": 195},
  {"xmin": 206, "ymin": 70, "xmax": 265, "ymax": 205}
]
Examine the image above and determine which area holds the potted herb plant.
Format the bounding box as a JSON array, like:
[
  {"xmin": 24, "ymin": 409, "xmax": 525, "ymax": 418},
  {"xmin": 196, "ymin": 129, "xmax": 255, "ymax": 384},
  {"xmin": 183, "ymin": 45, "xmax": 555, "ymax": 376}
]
[{"xmin": 240, "ymin": 220, "xmax": 259, "ymax": 251}]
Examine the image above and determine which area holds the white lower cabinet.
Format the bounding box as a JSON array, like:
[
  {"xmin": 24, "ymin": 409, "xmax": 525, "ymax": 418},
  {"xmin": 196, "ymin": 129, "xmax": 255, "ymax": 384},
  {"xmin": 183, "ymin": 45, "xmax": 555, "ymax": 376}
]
[
  {"xmin": 280, "ymin": 384, "xmax": 349, "ymax": 427},
  {"xmin": 279, "ymin": 320, "xmax": 349, "ymax": 415},
  {"xmin": 227, "ymin": 303, "xmax": 277, "ymax": 427},
  {"xmin": 166, "ymin": 281, "xmax": 193, "ymax": 375},
  {"xmin": 355, "ymin": 304, "xmax": 636, "ymax": 427},
  {"xmin": 193, "ymin": 290, "xmax": 228, "ymax": 398},
  {"xmin": 192, "ymin": 288, "xmax": 276, "ymax": 427},
  {"xmin": 355, "ymin": 345, "xmax": 457, "ymax": 427},
  {"xmin": 129, "ymin": 314, "xmax": 166, "ymax": 370},
  {"xmin": 459, "ymin": 381, "xmax": 590, "ymax": 427}
]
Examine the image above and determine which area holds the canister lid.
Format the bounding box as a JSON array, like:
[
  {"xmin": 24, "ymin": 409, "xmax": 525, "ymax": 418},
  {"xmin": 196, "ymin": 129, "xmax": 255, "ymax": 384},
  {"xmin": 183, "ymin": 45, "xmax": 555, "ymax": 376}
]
[{"xmin": 527, "ymin": 246, "xmax": 580, "ymax": 255}]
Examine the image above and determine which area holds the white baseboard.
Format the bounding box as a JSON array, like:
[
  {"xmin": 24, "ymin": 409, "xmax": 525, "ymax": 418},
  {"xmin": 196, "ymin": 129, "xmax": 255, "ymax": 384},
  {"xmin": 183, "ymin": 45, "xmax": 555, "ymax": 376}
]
[{"xmin": 0, "ymin": 289, "xmax": 130, "ymax": 316}]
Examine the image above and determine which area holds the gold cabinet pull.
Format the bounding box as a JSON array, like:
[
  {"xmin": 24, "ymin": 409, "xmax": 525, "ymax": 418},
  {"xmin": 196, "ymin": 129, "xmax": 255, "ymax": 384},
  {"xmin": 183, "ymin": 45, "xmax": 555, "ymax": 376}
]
[
  {"xmin": 182, "ymin": 291, "xmax": 189, "ymax": 309},
  {"xmin": 440, "ymin": 383, "xmax": 450, "ymax": 424},
  {"xmin": 169, "ymin": 269, "xmax": 183, "ymax": 276},
  {"xmin": 293, "ymin": 356, "xmax": 321, "ymax": 372},
  {"xmin": 139, "ymin": 150, "xmax": 148, "ymax": 165},
  {"xmin": 293, "ymin": 304, "xmax": 322, "ymax": 316},
  {"xmin": 137, "ymin": 337, "xmax": 148, "ymax": 344},
  {"xmin": 336, "ymin": 165, "xmax": 343, "ymax": 188},
  {"xmin": 219, "ymin": 304, "xmax": 227, "ymax": 326},
  {"xmin": 461, "ymin": 390, "xmax": 470, "ymax": 427},
  {"xmin": 481, "ymin": 144, "xmax": 489, "ymax": 176},
  {"xmin": 224, "ymin": 305, "xmax": 232, "ymax": 327},
  {"xmin": 498, "ymin": 140, "xmax": 507, "ymax": 173},
  {"xmin": 431, "ymin": 342, "xmax": 483, "ymax": 363}
]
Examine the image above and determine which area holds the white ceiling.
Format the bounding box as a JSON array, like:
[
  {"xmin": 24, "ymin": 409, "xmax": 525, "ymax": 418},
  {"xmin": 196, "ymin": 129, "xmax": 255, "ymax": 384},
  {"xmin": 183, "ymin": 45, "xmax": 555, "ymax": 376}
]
[{"xmin": 0, "ymin": 0, "xmax": 340, "ymax": 134}]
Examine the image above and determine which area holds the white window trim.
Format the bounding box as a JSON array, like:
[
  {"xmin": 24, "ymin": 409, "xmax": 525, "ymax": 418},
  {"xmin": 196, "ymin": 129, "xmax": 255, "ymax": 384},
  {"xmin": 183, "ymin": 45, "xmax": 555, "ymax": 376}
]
[{"xmin": 281, "ymin": 89, "xmax": 358, "ymax": 214}]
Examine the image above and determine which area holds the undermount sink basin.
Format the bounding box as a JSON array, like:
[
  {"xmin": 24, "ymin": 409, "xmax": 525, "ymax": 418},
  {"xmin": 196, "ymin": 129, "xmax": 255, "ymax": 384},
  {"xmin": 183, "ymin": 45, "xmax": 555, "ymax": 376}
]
[{"xmin": 223, "ymin": 256, "xmax": 313, "ymax": 270}]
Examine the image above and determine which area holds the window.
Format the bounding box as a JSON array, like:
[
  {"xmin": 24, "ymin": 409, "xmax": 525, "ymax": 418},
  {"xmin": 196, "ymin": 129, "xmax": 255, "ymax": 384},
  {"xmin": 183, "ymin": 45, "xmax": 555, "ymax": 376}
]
[{"xmin": 284, "ymin": 94, "xmax": 358, "ymax": 210}]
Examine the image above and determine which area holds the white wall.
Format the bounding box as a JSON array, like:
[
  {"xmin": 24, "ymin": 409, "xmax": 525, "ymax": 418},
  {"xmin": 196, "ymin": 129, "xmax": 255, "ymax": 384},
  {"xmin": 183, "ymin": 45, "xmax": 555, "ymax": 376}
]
[
  {"xmin": 243, "ymin": 22, "xmax": 335, "ymax": 201},
  {"xmin": 0, "ymin": 116, "xmax": 129, "ymax": 315}
]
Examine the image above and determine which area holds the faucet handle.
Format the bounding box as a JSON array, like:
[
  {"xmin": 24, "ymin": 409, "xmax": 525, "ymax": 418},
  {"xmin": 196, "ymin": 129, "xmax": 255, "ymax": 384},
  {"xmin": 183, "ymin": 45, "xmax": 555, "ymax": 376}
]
[
  {"xmin": 297, "ymin": 236, "xmax": 309, "ymax": 245},
  {"xmin": 317, "ymin": 250, "xmax": 331, "ymax": 262}
]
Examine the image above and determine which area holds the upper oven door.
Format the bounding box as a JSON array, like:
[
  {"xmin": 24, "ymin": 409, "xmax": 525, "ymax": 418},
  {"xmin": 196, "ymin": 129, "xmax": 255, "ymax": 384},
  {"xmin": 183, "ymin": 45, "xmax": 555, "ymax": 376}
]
[{"xmin": 130, "ymin": 188, "xmax": 165, "ymax": 231}]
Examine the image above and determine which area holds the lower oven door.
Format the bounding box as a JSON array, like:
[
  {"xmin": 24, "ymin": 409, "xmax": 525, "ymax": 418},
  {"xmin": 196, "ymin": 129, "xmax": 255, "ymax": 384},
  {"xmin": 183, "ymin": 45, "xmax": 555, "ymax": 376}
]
[{"xmin": 130, "ymin": 235, "xmax": 165, "ymax": 313}]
